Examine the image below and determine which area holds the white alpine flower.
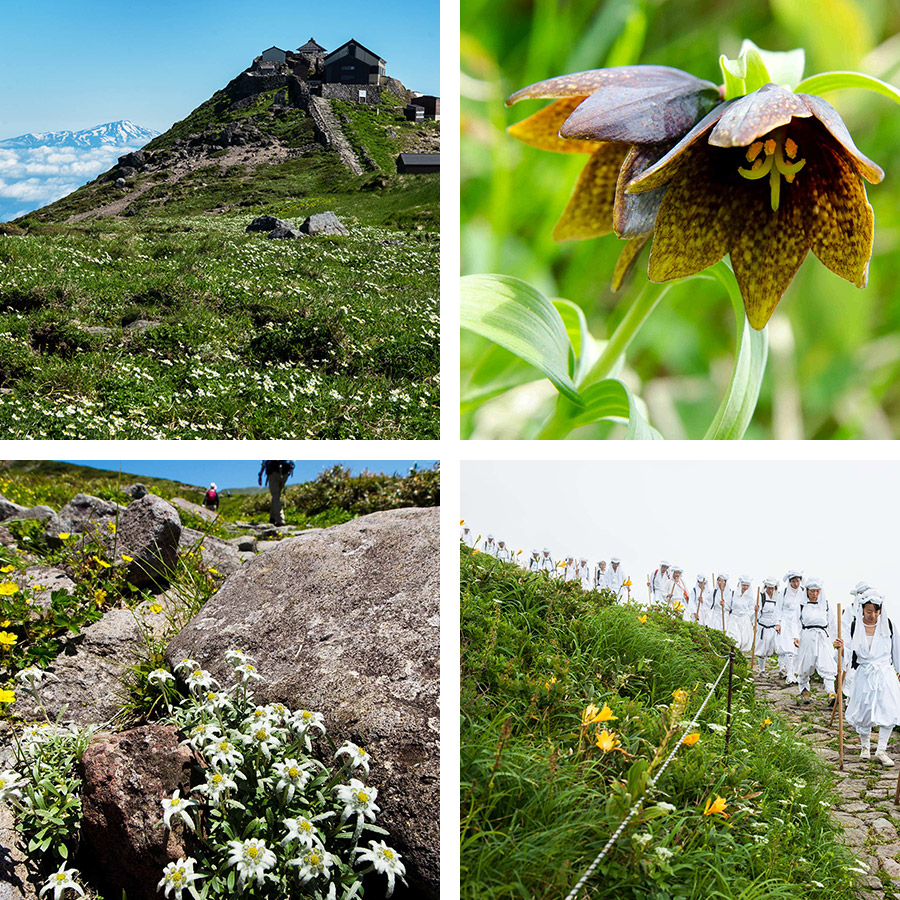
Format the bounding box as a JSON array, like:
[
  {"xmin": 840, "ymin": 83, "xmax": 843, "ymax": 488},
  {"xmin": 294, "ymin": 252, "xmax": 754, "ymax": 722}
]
[
  {"xmin": 0, "ymin": 769, "xmax": 26, "ymax": 804},
  {"xmin": 158, "ymin": 857, "xmax": 203, "ymax": 900},
  {"xmin": 194, "ymin": 768, "xmax": 241, "ymax": 805},
  {"xmin": 226, "ymin": 838, "xmax": 277, "ymax": 888},
  {"xmin": 181, "ymin": 722, "xmax": 222, "ymax": 751},
  {"xmin": 39, "ymin": 866, "xmax": 84, "ymax": 900},
  {"xmin": 273, "ymin": 758, "xmax": 313, "ymax": 803},
  {"xmin": 355, "ymin": 841, "xmax": 406, "ymax": 897},
  {"xmin": 336, "ymin": 740, "xmax": 371, "ymax": 774},
  {"xmin": 15, "ymin": 667, "xmax": 55, "ymax": 690},
  {"xmin": 161, "ymin": 789, "xmax": 196, "ymax": 830},
  {"xmin": 184, "ymin": 668, "xmax": 217, "ymax": 694},
  {"xmin": 234, "ymin": 662, "xmax": 262, "ymax": 684},
  {"xmin": 241, "ymin": 723, "xmax": 283, "ymax": 759},
  {"xmin": 173, "ymin": 657, "xmax": 200, "ymax": 675},
  {"xmin": 281, "ymin": 816, "xmax": 322, "ymax": 849},
  {"xmin": 288, "ymin": 845, "xmax": 334, "ymax": 885},
  {"xmin": 147, "ymin": 668, "xmax": 175, "ymax": 686},
  {"xmin": 290, "ymin": 708, "xmax": 326, "ymax": 744},
  {"xmin": 335, "ymin": 778, "xmax": 380, "ymax": 822},
  {"xmin": 225, "ymin": 648, "xmax": 254, "ymax": 667},
  {"xmin": 208, "ymin": 739, "xmax": 244, "ymax": 768},
  {"xmin": 197, "ymin": 689, "xmax": 235, "ymax": 713}
]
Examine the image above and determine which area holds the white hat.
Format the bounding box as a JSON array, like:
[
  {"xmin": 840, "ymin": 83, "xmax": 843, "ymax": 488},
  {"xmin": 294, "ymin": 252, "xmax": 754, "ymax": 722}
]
[
  {"xmin": 852, "ymin": 581, "xmax": 871, "ymax": 596},
  {"xmin": 580, "ymin": 557, "xmax": 588, "ymax": 563},
  {"xmin": 611, "ymin": 557, "xmax": 621, "ymax": 564},
  {"xmin": 763, "ymin": 577, "xmax": 778, "ymax": 588},
  {"xmin": 805, "ymin": 577, "xmax": 823, "ymax": 591},
  {"xmin": 861, "ymin": 589, "xmax": 884, "ymax": 607},
  {"xmin": 210, "ymin": 482, "xmax": 217, "ymax": 490},
  {"xmin": 660, "ymin": 560, "xmax": 670, "ymax": 567},
  {"xmin": 672, "ymin": 564, "xmax": 683, "ymax": 572},
  {"xmin": 543, "ymin": 547, "xmax": 550, "ymax": 554},
  {"xmin": 739, "ymin": 575, "xmax": 751, "ymax": 585},
  {"xmin": 531, "ymin": 549, "xmax": 539, "ymax": 555},
  {"xmin": 487, "ymin": 534, "xmax": 494, "ymax": 540},
  {"xmin": 784, "ymin": 569, "xmax": 802, "ymax": 581},
  {"xmin": 697, "ymin": 575, "xmax": 707, "ymax": 583},
  {"xmin": 717, "ymin": 573, "xmax": 729, "ymax": 581}
]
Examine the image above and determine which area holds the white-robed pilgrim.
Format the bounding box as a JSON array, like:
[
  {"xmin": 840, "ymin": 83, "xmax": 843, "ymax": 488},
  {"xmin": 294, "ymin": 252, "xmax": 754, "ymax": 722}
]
[
  {"xmin": 778, "ymin": 570, "xmax": 804, "ymax": 683},
  {"xmin": 527, "ymin": 550, "xmax": 541, "ymax": 572},
  {"xmin": 843, "ymin": 594, "xmax": 900, "ymax": 738},
  {"xmin": 685, "ymin": 576, "xmax": 708, "ymax": 623},
  {"xmin": 708, "ymin": 575, "xmax": 732, "ymax": 632},
  {"xmin": 727, "ymin": 576, "xmax": 755, "ymax": 651},
  {"xmin": 794, "ymin": 577, "xmax": 837, "ymax": 695},
  {"xmin": 483, "ymin": 534, "xmax": 497, "ymax": 556},
  {"xmin": 650, "ymin": 562, "xmax": 671, "ymax": 605},
  {"xmin": 577, "ymin": 557, "xmax": 592, "ymax": 589},
  {"xmin": 538, "ymin": 549, "xmax": 555, "ymax": 573},
  {"xmin": 669, "ymin": 567, "xmax": 688, "ymax": 610},
  {"xmin": 562, "ymin": 556, "xmax": 578, "ymax": 582},
  {"xmin": 607, "ymin": 559, "xmax": 625, "ymax": 597},
  {"xmin": 461, "ymin": 525, "xmax": 474, "ymax": 547},
  {"xmin": 594, "ymin": 561, "xmax": 609, "ymax": 590},
  {"xmin": 755, "ymin": 578, "xmax": 782, "ymax": 661},
  {"xmin": 496, "ymin": 540, "xmax": 512, "ymax": 563}
]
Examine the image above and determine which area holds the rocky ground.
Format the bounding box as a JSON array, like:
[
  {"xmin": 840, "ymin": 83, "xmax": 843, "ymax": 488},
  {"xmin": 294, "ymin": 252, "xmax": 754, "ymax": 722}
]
[
  {"xmin": 0, "ymin": 491, "xmax": 439, "ymax": 900},
  {"xmin": 753, "ymin": 663, "xmax": 900, "ymax": 899}
]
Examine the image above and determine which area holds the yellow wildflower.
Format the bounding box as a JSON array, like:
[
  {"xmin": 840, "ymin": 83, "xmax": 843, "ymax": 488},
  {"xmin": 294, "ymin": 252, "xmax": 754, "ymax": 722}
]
[
  {"xmin": 0, "ymin": 583, "xmax": 18, "ymax": 596},
  {"xmin": 91, "ymin": 556, "xmax": 111, "ymax": 569},
  {"xmin": 0, "ymin": 688, "xmax": 14, "ymax": 704},
  {"xmin": 473, "ymin": 549, "xmax": 480, "ymax": 555},
  {"xmin": 681, "ymin": 733, "xmax": 701, "ymax": 746},
  {"xmin": 107, "ymin": 522, "xmax": 117, "ymax": 534},
  {"xmin": 595, "ymin": 729, "xmax": 620, "ymax": 752},
  {"xmin": 761, "ymin": 717, "xmax": 772, "ymax": 728},
  {"xmin": 121, "ymin": 555, "xmax": 134, "ymax": 563},
  {"xmin": 150, "ymin": 603, "xmax": 163, "ymax": 615},
  {"xmin": 459, "ymin": 519, "xmax": 464, "ymax": 525},
  {"xmin": 209, "ymin": 568, "xmax": 220, "ymax": 576},
  {"xmin": 93, "ymin": 589, "xmax": 107, "ymax": 608},
  {"xmin": 57, "ymin": 532, "xmax": 71, "ymax": 540},
  {"xmin": 0, "ymin": 565, "xmax": 14, "ymax": 574},
  {"xmin": 0, "ymin": 620, "xmax": 9, "ymax": 627},
  {"xmin": 0, "ymin": 631, "xmax": 17, "ymax": 647},
  {"xmin": 672, "ymin": 688, "xmax": 688, "ymax": 704},
  {"xmin": 637, "ymin": 615, "xmax": 647, "ymax": 623},
  {"xmin": 544, "ymin": 676, "xmax": 558, "ymax": 691},
  {"xmin": 703, "ymin": 795, "xmax": 728, "ymax": 818}
]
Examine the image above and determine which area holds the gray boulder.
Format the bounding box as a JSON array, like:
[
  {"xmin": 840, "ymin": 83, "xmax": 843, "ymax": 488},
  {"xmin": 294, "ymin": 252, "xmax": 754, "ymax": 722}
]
[
  {"xmin": 15, "ymin": 566, "xmax": 76, "ymax": 612},
  {"xmin": 53, "ymin": 493, "xmax": 120, "ymax": 538},
  {"xmin": 267, "ymin": 223, "xmax": 303, "ymax": 239},
  {"xmin": 115, "ymin": 177, "xmax": 126, "ymax": 188},
  {"xmin": 170, "ymin": 497, "xmax": 217, "ymax": 523},
  {"xmin": 228, "ymin": 535, "xmax": 257, "ymax": 552},
  {"xmin": 123, "ymin": 483, "xmax": 150, "ymax": 499},
  {"xmin": 300, "ymin": 211, "xmax": 349, "ymax": 236},
  {"xmin": 178, "ymin": 527, "xmax": 243, "ymax": 576},
  {"xmin": 166, "ymin": 507, "xmax": 440, "ymax": 896},
  {"xmin": 246, "ymin": 214, "xmax": 285, "ymax": 233},
  {"xmin": 117, "ymin": 495, "xmax": 182, "ymax": 587},
  {"xmin": 0, "ymin": 496, "xmax": 27, "ymax": 521}
]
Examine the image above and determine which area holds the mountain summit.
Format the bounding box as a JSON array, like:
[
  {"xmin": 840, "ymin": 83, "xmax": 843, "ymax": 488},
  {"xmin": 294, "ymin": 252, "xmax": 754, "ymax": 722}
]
[{"xmin": 0, "ymin": 120, "xmax": 159, "ymax": 150}]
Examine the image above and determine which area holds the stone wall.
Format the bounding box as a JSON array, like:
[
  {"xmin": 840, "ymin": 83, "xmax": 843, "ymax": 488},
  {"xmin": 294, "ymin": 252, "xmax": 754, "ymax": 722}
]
[{"xmin": 320, "ymin": 83, "xmax": 382, "ymax": 105}]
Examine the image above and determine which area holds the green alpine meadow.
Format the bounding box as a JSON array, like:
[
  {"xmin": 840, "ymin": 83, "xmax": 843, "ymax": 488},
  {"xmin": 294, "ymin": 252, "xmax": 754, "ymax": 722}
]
[
  {"xmin": 0, "ymin": 79, "xmax": 439, "ymax": 439},
  {"xmin": 460, "ymin": 547, "xmax": 869, "ymax": 899}
]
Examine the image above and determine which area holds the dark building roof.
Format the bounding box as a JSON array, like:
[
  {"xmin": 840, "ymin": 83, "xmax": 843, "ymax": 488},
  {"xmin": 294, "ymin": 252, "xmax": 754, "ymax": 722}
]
[
  {"xmin": 325, "ymin": 38, "xmax": 385, "ymax": 64},
  {"xmin": 297, "ymin": 38, "xmax": 326, "ymax": 53},
  {"xmin": 263, "ymin": 46, "xmax": 287, "ymax": 54},
  {"xmin": 398, "ymin": 153, "xmax": 440, "ymax": 166}
]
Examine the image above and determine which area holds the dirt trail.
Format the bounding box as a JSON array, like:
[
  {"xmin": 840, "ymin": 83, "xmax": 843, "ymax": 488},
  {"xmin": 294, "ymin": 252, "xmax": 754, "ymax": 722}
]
[{"xmin": 753, "ymin": 664, "xmax": 900, "ymax": 899}]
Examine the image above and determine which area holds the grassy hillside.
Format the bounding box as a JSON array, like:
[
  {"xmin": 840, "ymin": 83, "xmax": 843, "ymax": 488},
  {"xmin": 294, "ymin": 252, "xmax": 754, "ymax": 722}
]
[
  {"xmin": 0, "ymin": 85, "xmax": 438, "ymax": 439},
  {"xmin": 461, "ymin": 548, "xmax": 864, "ymax": 900},
  {"xmin": 0, "ymin": 460, "xmax": 439, "ymax": 528}
]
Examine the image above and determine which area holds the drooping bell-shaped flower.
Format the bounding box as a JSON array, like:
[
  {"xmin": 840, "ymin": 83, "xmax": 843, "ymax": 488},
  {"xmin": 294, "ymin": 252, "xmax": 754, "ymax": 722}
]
[
  {"xmin": 626, "ymin": 82, "xmax": 884, "ymax": 328},
  {"xmin": 506, "ymin": 65, "xmax": 721, "ymax": 286}
]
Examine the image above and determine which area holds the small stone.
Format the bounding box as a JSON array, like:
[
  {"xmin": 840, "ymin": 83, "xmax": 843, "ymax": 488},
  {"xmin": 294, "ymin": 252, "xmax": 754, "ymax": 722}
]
[
  {"xmin": 872, "ymin": 816, "xmax": 898, "ymax": 839},
  {"xmin": 115, "ymin": 177, "xmax": 126, "ymax": 188}
]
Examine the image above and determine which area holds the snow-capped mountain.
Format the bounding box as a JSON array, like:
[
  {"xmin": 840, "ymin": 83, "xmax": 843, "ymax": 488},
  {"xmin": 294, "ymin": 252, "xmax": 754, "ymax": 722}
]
[{"xmin": 0, "ymin": 120, "xmax": 158, "ymax": 150}]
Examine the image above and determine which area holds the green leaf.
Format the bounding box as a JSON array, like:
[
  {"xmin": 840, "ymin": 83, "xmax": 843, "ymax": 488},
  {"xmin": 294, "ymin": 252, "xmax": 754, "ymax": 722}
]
[
  {"xmin": 553, "ymin": 298, "xmax": 596, "ymax": 384},
  {"xmin": 741, "ymin": 46, "xmax": 772, "ymax": 95},
  {"xmin": 460, "ymin": 274, "xmax": 582, "ymax": 405},
  {"xmin": 460, "ymin": 341, "xmax": 544, "ymax": 414},
  {"xmin": 719, "ymin": 54, "xmax": 747, "ymax": 100},
  {"xmin": 703, "ymin": 263, "xmax": 768, "ymax": 439},
  {"xmin": 794, "ymin": 71, "xmax": 900, "ymax": 108},
  {"xmin": 741, "ymin": 40, "xmax": 805, "ymax": 88},
  {"xmin": 555, "ymin": 379, "xmax": 663, "ymax": 439}
]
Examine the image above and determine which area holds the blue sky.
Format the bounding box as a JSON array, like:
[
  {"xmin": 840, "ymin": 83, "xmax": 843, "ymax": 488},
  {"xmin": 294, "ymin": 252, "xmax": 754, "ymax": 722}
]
[
  {"xmin": 0, "ymin": 0, "xmax": 439, "ymax": 137},
  {"xmin": 62, "ymin": 460, "xmax": 437, "ymax": 490}
]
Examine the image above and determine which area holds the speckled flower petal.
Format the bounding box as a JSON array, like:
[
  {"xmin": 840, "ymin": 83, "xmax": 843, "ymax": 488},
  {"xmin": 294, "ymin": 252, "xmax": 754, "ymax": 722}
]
[
  {"xmin": 646, "ymin": 141, "xmax": 742, "ymax": 280},
  {"xmin": 553, "ymin": 144, "xmax": 631, "ymax": 242},
  {"xmin": 506, "ymin": 65, "xmax": 712, "ymax": 107},
  {"xmin": 729, "ymin": 180, "xmax": 812, "ymax": 330},
  {"xmin": 805, "ymin": 138, "xmax": 874, "ymax": 287},
  {"xmin": 626, "ymin": 102, "xmax": 732, "ymax": 194},
  {"xmin": 557, "ymin": 73, "xmax": 719, "ymax": 144},
  {"xmin": 708, "ymin": 83, "xmax": 811, "ymax": 148},
  {"xmin": 800, "ymin": 93, "xmax": 884, "ymax": 184},
  {"xmin": 613, "ymin": 144, "xmax": 671, "ymax": 237},
  {"xmin": 612, "ymin": 234, "xmax": 651, "ymax": 291},
  {"xmin": 507, "ymin": 97, "xmax": 602, "ymax": 154}
]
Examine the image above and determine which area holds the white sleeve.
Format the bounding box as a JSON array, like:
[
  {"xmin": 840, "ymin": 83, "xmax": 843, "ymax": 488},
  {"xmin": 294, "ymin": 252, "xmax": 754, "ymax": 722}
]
[{"xmin": 891, "ymin": 619, "xmax": 900, "ymax": 673}]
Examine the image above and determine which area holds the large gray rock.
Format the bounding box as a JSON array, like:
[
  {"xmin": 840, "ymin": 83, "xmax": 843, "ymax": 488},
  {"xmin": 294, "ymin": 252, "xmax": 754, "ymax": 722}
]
[
  {"xmin": 246, "ymin": 214, "xmax": 286, "ymax": 233},
  {"xmin": 267, "ymin": 223, "xmax": 303, "ymax": 239},
  {"xmin": 170, "ymin": 497, "xmax": 217, "ymax": 523},
  {"xmin": 0, "ymin": 496, "xmax": 27, "ymax": 521},
  {"xmin": 81, "ymin": 725, "xmax": 194, "ymax": 900},
  {"xmin": 52, "ymin": 493, "xmax": 120, "ymax": 538},
  {"xmin": 15, "ymin": 566, "xmax": 75, "ymax": 613},
  {"xmin": 0, "ymin": 801, "xmax": 37, "ymax": 900},
  {"xmin": 123, "ymin": 483, "xmax": 149, "ymax": 499},
  {"xmin": 166, "ymin": 507, "xmax": 440, "ymax": 896},
  {"xmin": 13, "ymin": 608, "xmax": 144, "ymax": 726},
  {"xmin": 117, "ymin": 495, "xmax": 182, "ymax": 587},
  {"xmin": 178, "ymin": 527, "xmax": 243, "ymax": 577},
  {"xmin": 300, "ymin": 210, "xmax": 349, "ymax": 236}
]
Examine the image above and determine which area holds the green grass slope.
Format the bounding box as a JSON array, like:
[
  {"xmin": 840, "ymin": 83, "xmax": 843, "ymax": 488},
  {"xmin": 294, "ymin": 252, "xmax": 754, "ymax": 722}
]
[
  {"xmin": 0, "ymin": 82, "xmax": 439, "ymax": 439},
  {"xmin": 461, "ymin": 548, "xmax": 864, "ymax": 900}
]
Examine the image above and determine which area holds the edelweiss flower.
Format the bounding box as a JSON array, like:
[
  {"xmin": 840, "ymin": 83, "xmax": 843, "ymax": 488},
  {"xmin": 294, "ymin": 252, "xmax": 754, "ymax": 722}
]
[
  {"xmin": 234, "ymin": 663, "xmax": 262, "ymax": 684},
  {"xmin": 288, "ymin": 845, "xmax": 334, "ymax": 885},
  {"xmin": 0, "ymin": 769, "xmax": 26, "ymax": 804},
  {"xmin": 158, "ymin": 857, "xmax": 203, "ymax": 900},
  {"xmin": 194, "ymin": 768, "xmax": 240, "ymax": 805},
  {"xmin": 225, "ymin": 648, "xmax": 254, "ymax": 667},
  {"xmin": 161, "ymin": 789, "xmax": 196, "ymax": 830},
  {"xmin": 281, "ymin": 816, "xmax": 322, "ymax": 849},
  {"xmin": 147, "ymin": 668, "xmax": 175, "ymax": 686},
  {"xmin": 208, "ymin": 739, "xmax": 244, "ymax": 768},
  {"xmin": 335, "ymin": 740, "xmax": 371, "ymax": 774},
  {"xmin": 184, "ymin": 668, "xmax": 217, "ymax": 694},
  {"xmin": 226, "ymin": 838, "xmax": 277, "ymax": 888},
  {"xmin": 15, "ymin": 667, "xmax": 55, "ymax": 690},
  {"xmin": 198, "ymin": 689, "xmax": 234, "ymax": 713},
  {"xmin": 626, "ymin": 82, "xmax": 884, "ymax": 328},
  {"xmin": 291, "ymin": 708, "xmax": 326, "ymax": 735},
  {"xmin": 39, "ymin": 866, "xmax": 84, "ymax": 900},
  {"xmin": 173, "ymin": 657, "xmax": 200, "ymax": 675},
  {"xmin": 273, "ymin": 757, "xmax": 313, "ymax": 803},
  {"xmin": 242, "ymin": 723, "xmax": 283, "ymax": 759},
  {"xmin": 507, "ymin": 65, "xmax": 721, "ymax": 287},
  {"xmin": 355, "ymin": 841, "xmax": 406, "ymax": 897},
  {"xmin": 335, "ymin": 778, "xmax": 380, "ymax": 822}
]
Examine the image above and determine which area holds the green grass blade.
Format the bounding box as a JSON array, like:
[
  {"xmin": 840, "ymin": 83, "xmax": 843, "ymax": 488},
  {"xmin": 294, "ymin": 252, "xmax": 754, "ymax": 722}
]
[
  {"xmin": 795, "ymin": 71, "xmax": 900, "ymax": 106},
  {"xmin": 460, "ymin": 274, "xmax": 582, "ymax": 405},
  {"xmin": 567, "ymin": 378, "xmax": 663, "ymax": 439}
]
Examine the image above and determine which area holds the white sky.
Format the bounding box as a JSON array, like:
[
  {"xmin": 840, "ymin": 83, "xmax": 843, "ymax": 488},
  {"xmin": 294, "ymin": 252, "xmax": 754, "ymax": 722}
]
[{"xmin": 461, "ymin": 460, "xmax": 898, "ymax": 617}]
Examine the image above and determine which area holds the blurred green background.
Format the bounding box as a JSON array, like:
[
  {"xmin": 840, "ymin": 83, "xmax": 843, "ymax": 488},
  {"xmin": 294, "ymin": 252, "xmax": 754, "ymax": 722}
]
[{"xmin": 461, "ymin": 0, "xmax": 900, "ymax": 439}]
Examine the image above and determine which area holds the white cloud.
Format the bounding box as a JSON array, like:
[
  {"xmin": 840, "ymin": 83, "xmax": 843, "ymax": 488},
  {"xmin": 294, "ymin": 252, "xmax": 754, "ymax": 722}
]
[{"xmin": 0, "ymin": 144, "xmax": 145, "ymax": 220}]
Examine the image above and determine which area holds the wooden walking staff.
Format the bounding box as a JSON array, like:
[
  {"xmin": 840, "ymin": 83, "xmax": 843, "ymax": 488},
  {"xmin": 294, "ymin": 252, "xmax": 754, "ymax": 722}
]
[
  {"xmin": 837, "ymin": 602, "xmax": 845, "ymax": 771},
  {"xmin": 716, "ymin": 573, "xmax": 726, "ymax": 631},
  {"xmin": 749, "ymin": 587, "xmax": 760, "ymax": 671},
  {"xmin": 647, "ymin": 575, "xmax": 652, "ymax": 605}
]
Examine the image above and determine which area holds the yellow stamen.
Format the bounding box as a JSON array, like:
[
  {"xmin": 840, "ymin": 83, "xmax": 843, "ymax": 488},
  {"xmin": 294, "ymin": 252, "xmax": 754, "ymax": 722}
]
[
  {"xmin": 751, "ymin": 158, "xmax": 762, "ymax": 172},
  {"xmin": 737, "ymin": 129, "xmax": 806, "ymax": 212},
  {"xmin": 745, "ymin": 141, "xmax": 764, "ymax": 162},
  {"xmin": 784, "ymin": 137, "xmax": 798, "ymax": 159},
  {"xmin": 764, "ymin": 139, "xmax": 776, "ymax": 156}
]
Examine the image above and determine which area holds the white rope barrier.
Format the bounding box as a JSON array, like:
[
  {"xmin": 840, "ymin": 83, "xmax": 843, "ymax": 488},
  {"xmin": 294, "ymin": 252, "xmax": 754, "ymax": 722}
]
[{"xmin": 564, "ymin": 655, "xmax": 733, "ymax": 900}]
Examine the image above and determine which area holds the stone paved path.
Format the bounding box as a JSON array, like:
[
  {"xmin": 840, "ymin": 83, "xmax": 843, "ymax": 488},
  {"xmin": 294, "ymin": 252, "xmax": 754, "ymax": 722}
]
[{"xmin": 753, "ymin": 663, "xmax": 900, "ymax": 899}]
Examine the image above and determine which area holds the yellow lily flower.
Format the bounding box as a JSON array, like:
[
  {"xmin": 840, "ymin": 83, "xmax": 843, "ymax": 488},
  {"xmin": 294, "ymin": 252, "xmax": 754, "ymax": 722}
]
[
  {"xmin": 595, "ymin": 729, "xmax": 620, "ymax": 752},
  {"xmin": 682, "ymin": 733, "xmax": 700, "ymax": 746},
  {"xmin": 703, "ymin": 795, "xmax": 728, "ymax": 818}
]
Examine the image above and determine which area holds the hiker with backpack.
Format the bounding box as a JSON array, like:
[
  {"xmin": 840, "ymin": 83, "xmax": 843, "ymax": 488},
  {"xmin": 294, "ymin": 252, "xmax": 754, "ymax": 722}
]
[
  {"xmin": 203, "ymin": 483, "xmax": 219, "ymax": 512},
  {"xmin": 793, "ymin": 577, "xmax": 838, "ymax": 707},
  {"xmin": 835, "ymin": 592, "xmax": 900, "ymax": 767},
  {"xmin": 258, "ymin": 460, "xmax": 295, "ymax": 526},
  {"xmin": 754, "ymin": 578, "xmax": 783, "ymax": 673}
]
